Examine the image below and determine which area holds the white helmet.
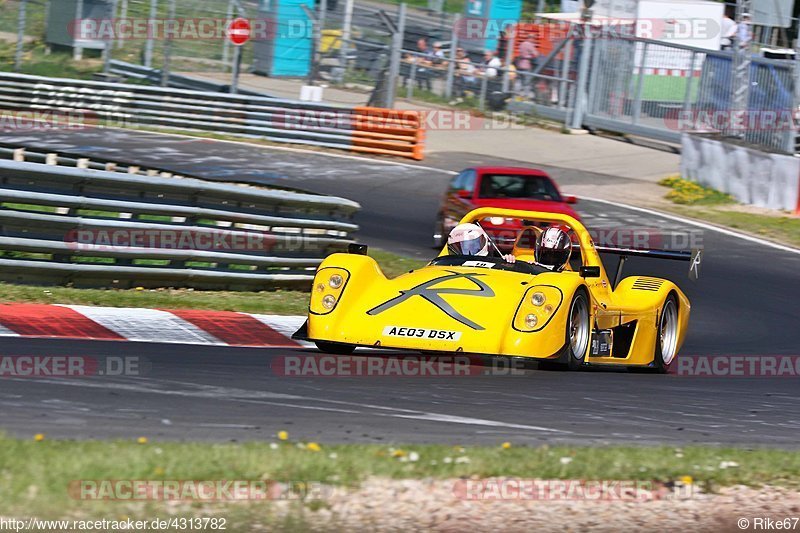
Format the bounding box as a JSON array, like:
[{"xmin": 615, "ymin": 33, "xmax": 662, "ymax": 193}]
[{"xmin": 447, "ymin": 223, "xmax": 489, "ymax": 256}]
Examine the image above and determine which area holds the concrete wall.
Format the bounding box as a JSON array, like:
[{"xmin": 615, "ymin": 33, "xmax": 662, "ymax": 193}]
[{"xmin": 681, "ymin": 133, "xmax": 800, "ymax": 212}]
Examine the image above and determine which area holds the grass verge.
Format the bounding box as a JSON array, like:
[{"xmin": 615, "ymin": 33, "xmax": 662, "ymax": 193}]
[
  {"xmin": 1, "ymin": 435, "xmax": 798, "ymax": 523},
  {"xmin": 0, "ymin": 249, "xmax": 426, "ymax": 314},
  {"xmin": 658, "ymin": 175, "xmax": 800, "ymax": 248}
]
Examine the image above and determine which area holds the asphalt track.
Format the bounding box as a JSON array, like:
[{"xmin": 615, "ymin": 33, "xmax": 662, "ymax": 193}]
[{"xmin": 1, "ymin": 129, "xmax": 799, "ymax": 446}]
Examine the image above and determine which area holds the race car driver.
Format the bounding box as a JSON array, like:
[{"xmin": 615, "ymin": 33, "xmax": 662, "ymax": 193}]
[
  {"xmin": 534, "ymin": 226, "xmax": 572, "ymax": 272},
  {"xmin": 447, "ymin": 223, "xmax": 516, "ymax": 263}
]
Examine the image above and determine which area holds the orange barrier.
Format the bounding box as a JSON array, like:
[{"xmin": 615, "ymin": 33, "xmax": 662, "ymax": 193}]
[{"xmin": 352, "ymin": 107, "xmax": 426, "ymax": 161}]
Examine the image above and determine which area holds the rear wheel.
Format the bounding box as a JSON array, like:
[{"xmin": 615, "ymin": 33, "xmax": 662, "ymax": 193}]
[
  {"xmin": 315, "ymin": 341, "xmax": 356, "ymax": 355},
  {"xmin": 654, "ymin": 295, "xmax": 679, "ymax": 374},
  {"xmin": 566, "ymin": 289, "xmax": 591, "ymax": 371}
]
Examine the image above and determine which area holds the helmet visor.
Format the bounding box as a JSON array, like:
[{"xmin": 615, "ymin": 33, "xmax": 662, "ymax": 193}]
[{"xmin": 448, "ymin": 234, "xmax": 487, "ymax": 256}]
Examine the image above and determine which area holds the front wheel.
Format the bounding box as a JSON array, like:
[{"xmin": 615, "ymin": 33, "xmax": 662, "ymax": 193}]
[
  {"xmin": 653, "ymin": 295, "xmax": 679, "ymax": 374},
  {"xmin": 315, "ymin": 341, "xmax": 356, "ymax": 355},
  {"xmin": 565, "ymin": 289, "xmax": 591, "ymax": 370}
]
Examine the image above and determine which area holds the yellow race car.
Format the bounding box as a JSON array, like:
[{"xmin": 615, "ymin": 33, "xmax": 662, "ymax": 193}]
[{"xmin": 294, "ymin": 208, "xmax": 700, "ymax": 372}]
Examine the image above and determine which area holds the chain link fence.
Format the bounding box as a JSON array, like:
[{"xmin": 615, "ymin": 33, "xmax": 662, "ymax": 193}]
[{"xmin": 4, "ymin": 0, "xmax": 800, "ymax": 153}]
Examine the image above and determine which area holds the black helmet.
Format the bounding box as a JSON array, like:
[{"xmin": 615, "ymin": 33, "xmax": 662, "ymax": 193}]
[{"xmin": 535, "ymin": 227, "xmax": 572, "ymax": 271}]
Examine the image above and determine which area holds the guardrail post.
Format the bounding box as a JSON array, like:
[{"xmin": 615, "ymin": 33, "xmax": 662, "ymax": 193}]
[
  {"xmin": 14, "ymin": 0, "xmax": 27, "ymax": 72},
  {"xmin": 161, "ymin": 0, "xmax": 176, "ymax": 87},
  {"xmin": 383, "ymin": 3, "xmax": 406, "ymax": 108},
  {"xmin": 12, "ymin": 149, "xmax": 25, "ymax": 162},
  {"xmin": 74, "ymin": 0, "xmax": 84, "ymax": 60},
  {"xmin": 407, "ymin": 62, "xmax": 416, "ymax": 99},
  {"xmin": 632, "ymin": 42, "xmax": 648, "ymax": 125},
  {"xmin": 479, "ymin": 75, "xmax": 488, "ymax": 111},
  {"xmin": 144, "ymin": 0, "xmax": 158, "ymax": 68},
  {"xmin": 45, "ymin": 154, "xmax": 57, "ymax": 165},
  {"xmin": 444, "ymin": 15, "xmax": 460, "ymax": 100},
  {"xmin": 570, "ymin": 14, "xmax": 593, "ymax": 130}
]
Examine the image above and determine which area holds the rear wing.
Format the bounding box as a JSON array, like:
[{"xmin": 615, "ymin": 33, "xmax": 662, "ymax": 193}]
[{"xmin": 577, "ymin": 245, "xmax": 703, "ymax": 285}]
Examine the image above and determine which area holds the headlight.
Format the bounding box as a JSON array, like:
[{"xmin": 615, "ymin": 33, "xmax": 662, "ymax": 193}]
[
  {"xmin": 322, "ymin": 295, "xmax": 337, "ymax": 309},
  {"xmin": 525, "ymin": 314, "xmax": 538, "ymax": 328},
  {"xmin": 315, "ymin": 283, "xmax": 325, "ymax": 292},
  {"xmin": 329, "ymin": 274, "xmax": 343, "ymax": 289},
  {"xmin": 531, "ymin": 292, "xmax": 546, "ymax": 306},
  {"xmin": 489, "ymin": 217, "xmax": 505, "ymax": 225}
]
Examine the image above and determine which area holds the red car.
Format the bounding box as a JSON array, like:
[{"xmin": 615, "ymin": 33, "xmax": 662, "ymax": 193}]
[{"xmin": 433, "ymin": 166, "xmax": 580, "ymax": 250}]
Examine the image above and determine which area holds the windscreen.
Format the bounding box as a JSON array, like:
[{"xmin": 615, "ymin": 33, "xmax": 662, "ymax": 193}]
[{"xmin": 478, "ymin": 174, "xmax": 562, "ymax": 201}]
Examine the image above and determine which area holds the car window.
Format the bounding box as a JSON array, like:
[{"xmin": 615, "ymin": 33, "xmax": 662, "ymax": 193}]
[
  {"xmin": 478, "ymin": 174, "xmax": 561, "ymax": 201},
  {"xmin": 451, "ymin": 169, "xmax": 476, "ymax": 191}
]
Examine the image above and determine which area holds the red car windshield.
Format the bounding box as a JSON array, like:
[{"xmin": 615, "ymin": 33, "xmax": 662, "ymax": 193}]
[{"xmin": 478, "ymin": 174, "xmax": 562, "ymax": 202}]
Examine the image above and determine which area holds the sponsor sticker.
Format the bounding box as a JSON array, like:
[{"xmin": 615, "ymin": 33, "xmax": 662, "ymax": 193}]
[
  {"xmin": 462, "ymin": 260, "xmax": 495, "ymax": 269},
  {"xmin": 382, "ymin": 326, "xmax": 462, "ymax": 341}
]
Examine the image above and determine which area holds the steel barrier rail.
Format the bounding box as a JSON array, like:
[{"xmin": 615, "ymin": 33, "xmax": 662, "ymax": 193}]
[
  {"xmin": 0, "ymin": 71, "xmax": 426, "ymax": 160},
  {"xmin": 0, "ymin": 159, "xmax": 360, "ymax": 290},
  {"xmin": 108, "ymin": 60, "xmax": 275, "ymax": 97}
]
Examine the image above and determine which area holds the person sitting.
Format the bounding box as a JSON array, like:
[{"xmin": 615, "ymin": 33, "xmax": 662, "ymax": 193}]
[
  {"xmin": 447, "ymin": 223, "xmax": 516, "ymax": 263},
  {"xmin": 534, "ymin": 227, "xmax": 572, "ymax": 272}
]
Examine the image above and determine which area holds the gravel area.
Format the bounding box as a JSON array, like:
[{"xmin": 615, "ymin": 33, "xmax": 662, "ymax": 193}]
[{"xmin": 265, "ymin": 478, "xmax": 800, "ymax": 532}]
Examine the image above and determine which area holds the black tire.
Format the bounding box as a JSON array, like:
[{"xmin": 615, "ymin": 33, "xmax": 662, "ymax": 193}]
[
  {"xmin": 565, "ymin": 289, "xmax": 591, "ymax": 371},
  {"xmin": 315, "ymin": 341, "xmax": 356, "ymax": 355},
  {"xmin": 653, "ymin": 294, "xmax": 679, "ymax": 374}
]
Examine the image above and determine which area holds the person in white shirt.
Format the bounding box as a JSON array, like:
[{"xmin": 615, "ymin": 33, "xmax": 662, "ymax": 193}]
[
  {"xmin": 720, "ymin": 7, "xmax": 737, "ymax": 50},
  {"xmin": 482, "ymin": 50, "xmax": 502, "ymax": 78}
]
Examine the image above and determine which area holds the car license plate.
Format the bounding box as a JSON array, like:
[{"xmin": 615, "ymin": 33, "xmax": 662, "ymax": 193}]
[{"xmin": 382, "ymin": 326, "xmax": 462, "ymax": 341}]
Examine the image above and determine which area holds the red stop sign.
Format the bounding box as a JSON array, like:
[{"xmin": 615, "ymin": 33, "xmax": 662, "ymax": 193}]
[{"xmin": 227, "ymin": 18, "xmax": 251, "ymax": 46}]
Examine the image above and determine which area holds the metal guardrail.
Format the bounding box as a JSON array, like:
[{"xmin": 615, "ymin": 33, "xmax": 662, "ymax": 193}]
[
  {"xmin": 108, "ymin": 61, "xmax": 275, "ymax": 98},
  {"xmin": 0, "ymin": 159, "xmax": 360, "ymax": 290},
  {"xmin": 0, "ymin": 71, "xmax": 426, "ymax": 160}
]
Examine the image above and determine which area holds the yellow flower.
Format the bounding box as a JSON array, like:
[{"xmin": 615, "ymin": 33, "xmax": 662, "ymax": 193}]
[
  {"xmin": 153, "ymin": 467, "xmax": 165, "ymax": 476},
  {"xmin": 33, "ymin": 433, "xmax": 45, "ymax": 442},
  {"xmin": 391, "ymin": 449, "xmax": 407, "ymax": 458},
  {"xmin": 679, "ymin": 475, "xmax": 693, "ymax": 485},
  {"xmin": 135, "ymin": 286, "xmax": 145, "ymax": 291},
  {"xmin": 307, "ymin": 442, "xmax": 321, "ymax": 452},
  {"xmin": 277, "ymin": 431, "xmax": 289, "ymax": 441},
  {"xmin": 501, "ymin": 442, "xmax": 511, "ymax": 450},
  {"xmin": 137, "ymin": 436, "xmax": 148, "ymax": 445}
]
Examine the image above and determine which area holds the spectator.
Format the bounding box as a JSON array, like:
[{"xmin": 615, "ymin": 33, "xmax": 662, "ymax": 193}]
[
  {"xmin": 720, "ymin": 6, "xmax": 737, "ymax": 50},
  {"xmin": 737, "ymin": 12, "xmax": 752, "ymax": 46},
  {"xmin": 496, "ymin": 26, "xmax": 512, "ymax": 63},
  {"xmin": 481, "ymin": 49, "xmax": 502, "ymax": 78},
  {"xmin": 432, "ymin": 42, "xmax": 446, "ymax": 65},
  {"xmin": 451, "ymin": 47, "xmax": 477, "ymax": 103},
  {"xmin": 515, "ymin": 34, "xmax": 539, "ymax": 96},
  {"xmin": 404, "ymin": 38, "xmax": 434, "ymax": 91}
]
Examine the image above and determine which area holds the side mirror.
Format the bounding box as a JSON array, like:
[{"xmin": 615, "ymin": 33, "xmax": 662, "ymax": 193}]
[
  {"xmin": 457, "ymin": 190, "xmax": 472, "ymax": 199},
  {"xmin": 564, "ymin": 195, "xmax": 578, "ymax": 204},
  {"xmin": 580, "ymin": 266, "xmax": 601, "ymax": 278},
  {"xmin": 348, "ymin": 243, "xmax": 368, "ymax": 255}
]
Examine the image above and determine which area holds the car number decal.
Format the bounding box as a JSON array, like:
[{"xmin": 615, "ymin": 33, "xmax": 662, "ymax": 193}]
[
  {"xmin": 463, "ymin": 260, "xmax": 495, "ymax": 268},
  {"xmin": 382, "ymin": 326, "xmax": 462, "ymax": 341}
]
